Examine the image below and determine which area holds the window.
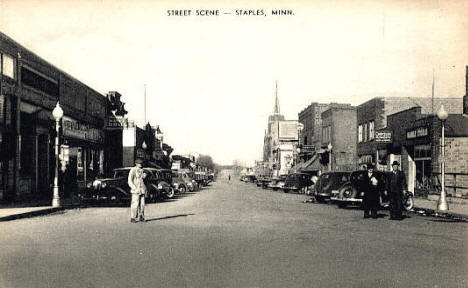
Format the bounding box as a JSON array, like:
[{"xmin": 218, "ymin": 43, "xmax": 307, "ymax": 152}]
[
  {"xmin": 21, "ymin": 66, "xmax": 59, "ymax": 97},
  {"xmin": 364, "ymin": 123, "xmax": 368, "ymax": 142},
  {"xmin": 369, "ymin": 121, "xmax": 375, "ymax": 140},
  {"xmin": 1, "ymin": 53, "xmax": 15, "ymax": 79},
  {"xmin": 358, "ymin": 125, "xmax": 363, "ymax": 143},
  {"xmin": 414, "ymin": 145, "xmax": 431, "ymax": 159}
]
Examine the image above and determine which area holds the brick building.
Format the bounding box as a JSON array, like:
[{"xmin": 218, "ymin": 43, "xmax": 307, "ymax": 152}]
[
  {"xmin": 385, "ymin": 107, "xmax": 468, "ymax": 197},
  {"xmin": 298, "ymin": 102, "xmax": 330, "ymax": 148},
  {"xmin": 0, "ymin": 32, "xmax": 106, "ymax": 202},
  {"xmin": 320, "ymin": 105, "xmax": 357, "ymax": 172},
  {"xmin": 356, "ymin": 96, "xmax": 463, "ymax": 169}
]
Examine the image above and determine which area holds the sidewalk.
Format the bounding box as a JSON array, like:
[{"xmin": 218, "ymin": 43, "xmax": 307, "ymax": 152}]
[
  {"xmin": 0, "ymin": 198, "xmax": 79, "ymax": 222},
  {"xmin": 413, "ymin": 196, "xmax": 468, "ymax": 219}
]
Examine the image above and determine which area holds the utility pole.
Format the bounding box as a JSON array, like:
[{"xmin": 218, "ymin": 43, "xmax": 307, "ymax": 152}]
[{"xmin": 144, "ymin": 84, "xmax": 147, "ymax": 124}]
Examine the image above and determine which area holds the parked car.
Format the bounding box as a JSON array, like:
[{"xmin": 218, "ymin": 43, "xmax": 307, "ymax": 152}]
[
  {"xmin": 79, "ymin": 167, "xmax": 174, "ymax": 203},
  {"xmin": 172, "ymin": 171, "xmax": 197, "ymax": 192},
  {"xmin": 283, "ymin": 173, "xmax": 313, "ymax": 193},
  {"xmin": 330, "ymin": 170, "xmax": 389, "ymax": 208},
  {"xmin": 151, "ymin": 168, "xmax": 175, "ymax": 198},
  {"xmin": 314, "ymin": 172, "xmax": 351, "ymax": 202},
  {"xmin": 268, "ymin": 175, "xmax": 286, "ymax": 190}
]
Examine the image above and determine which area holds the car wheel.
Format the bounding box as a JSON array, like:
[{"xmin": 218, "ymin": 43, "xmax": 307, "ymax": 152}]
[
  {"xmin": 179, "ymin": 186, "xmax": 186, "ymax": 194},
  {"xmin": 403, "ymin": 195, "xmax": 414, "ymax": 211},
  {"xmin": 283, "ymin": 189, "xmax": 289, "ymax": 193},
  {"xmin": 166, "ymin": 188, "xmax": 175, "ymax": 199},
  {"xmin": 337, "ymin": 202, "xmax": 347, "ymax": 208},
  {"xmin": 273, "ymin": 188, "xmax": 278, "ymax": 191}
]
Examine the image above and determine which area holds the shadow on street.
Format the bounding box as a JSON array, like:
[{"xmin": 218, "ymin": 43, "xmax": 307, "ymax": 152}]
[{"xmin": 146, "ymin": 213, "xmax": 195, "ymax": 222}]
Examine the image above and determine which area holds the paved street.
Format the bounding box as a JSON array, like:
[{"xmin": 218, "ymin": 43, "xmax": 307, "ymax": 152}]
[{"xmin": 1, "ymin": 176, "xmax": 467, "ymax": 288}]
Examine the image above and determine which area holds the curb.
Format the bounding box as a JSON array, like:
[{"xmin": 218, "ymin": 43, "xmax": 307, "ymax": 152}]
[
  {"xmin": 411, "ymin": 206, "xmax": 468, "ymax": 222},
  {"xmin": 0, "ymin": 207, "xmax": 66, "ymax": 222}
]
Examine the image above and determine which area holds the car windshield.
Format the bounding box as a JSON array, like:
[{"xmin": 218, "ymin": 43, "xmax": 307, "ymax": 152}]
[
  {"xmin": 114, "ymin": 169, "xmax": 130, "ymax": 178},
  {"xmin": 321, "ymin": 173, "xmax": 349, "ymax": 186}
]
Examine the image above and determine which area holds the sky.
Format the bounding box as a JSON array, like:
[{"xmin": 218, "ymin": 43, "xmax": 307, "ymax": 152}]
[{"xmin": 1, "ymin": 0, "xmax": 467, "ymax": 165}]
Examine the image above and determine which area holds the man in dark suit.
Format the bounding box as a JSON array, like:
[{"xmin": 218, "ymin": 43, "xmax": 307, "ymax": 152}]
[
  {"xmin": 363, "ymin": 164, "xmax": 380, "ymax": 219},
  {"xmin": 386, "ymin": 161, "xmax": 407, "ymax": 220}
]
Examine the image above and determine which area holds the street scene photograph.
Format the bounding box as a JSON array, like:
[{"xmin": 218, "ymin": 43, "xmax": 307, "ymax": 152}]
[{"xmin": 0, "ymin": 0, "xmax": 468, "ymax": 287}]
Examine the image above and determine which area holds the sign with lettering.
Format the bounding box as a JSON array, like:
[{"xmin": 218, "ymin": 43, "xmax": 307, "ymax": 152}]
[
  {"xmin": 301, "ymin": 145, "xmax": 315, "ymax": 152},
  {"xmin": 407, "ymin": 127, "xmax": 428, "ymax": 139},
  {"xmin": 375, "ymin": 131, "xmax": 392, "ymax": 143}
]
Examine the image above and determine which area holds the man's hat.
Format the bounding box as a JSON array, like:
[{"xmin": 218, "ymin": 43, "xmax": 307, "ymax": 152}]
[
  {"xmin": 135, "ymin": 158, "xmax": 144, "ymax": 164},
  {"xmin": 367, "ymin": 163, "xmax": 375, "ymax": 169},
  {"xmin": 391, "ymin": 161, "xmax": 400, "ymax": 166}
]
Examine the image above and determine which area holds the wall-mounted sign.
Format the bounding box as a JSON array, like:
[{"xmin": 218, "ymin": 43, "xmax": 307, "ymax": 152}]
[
  {"xmin": 279, "ymin": 121, "xmax": 299, "ymax": 140},
  {"xmin": 375, "ymin": 131, "xmax": 392, "ymax": 143},
  {"xmin": 122, "ymin": 128, "xmax": 136, "ymax": 147},
  {"xmin": 301, "ymin": 145, "xmax": 316, "ymax": 152},
  {"xmin": 407, "ymin": 127, "xmax": 428, "ymax": 139}
]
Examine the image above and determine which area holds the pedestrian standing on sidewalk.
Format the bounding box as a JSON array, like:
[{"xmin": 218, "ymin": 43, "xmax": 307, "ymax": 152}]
[
  {"xmin": 386, "ymin": 161, "xmax": 407, "ymax": 220},
  {"xmin": 128, "ymin": 158, "xmax": 147, "ymax": 223},
  {"xmin": 363, "ymin": 163, "xmax": 379, "ymax": 219}
]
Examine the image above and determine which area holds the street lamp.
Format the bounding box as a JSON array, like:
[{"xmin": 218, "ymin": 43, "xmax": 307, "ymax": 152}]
[
  {"xmin": 52, "ymin": 102, "xmax": 64, "ymax": 207},
  {"xmin": 437, "ymin": 105, "xmax": 449, "ymax": 211},
  {"xmin": 327, "ymin": 143, "xmax": 333, "ymax": 171}
]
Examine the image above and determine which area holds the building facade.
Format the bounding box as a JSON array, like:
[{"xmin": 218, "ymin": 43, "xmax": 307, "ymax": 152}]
[
  {"xmin": 320, "ymin": 105, "xmax": 357, "ymax": 172},
  {"xmin": 0, "ymin": 32, "xmax": 106, "ymax": 202},
  {"xmin": 356, "ymin": 97, "xmax": 463, "ymax": 169},
  {"xmin": 385, "ymin": 107, "xmax": 468, "ymax": 197}
]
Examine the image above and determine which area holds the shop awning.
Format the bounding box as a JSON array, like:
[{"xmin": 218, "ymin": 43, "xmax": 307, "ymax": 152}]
[
  {"xmin": 291, "ymin": 153, "xmax": 321, "ymax": 173},
  {"xmin": 301, "ymin": 153, "xmax": 321, "ymax": 172}
]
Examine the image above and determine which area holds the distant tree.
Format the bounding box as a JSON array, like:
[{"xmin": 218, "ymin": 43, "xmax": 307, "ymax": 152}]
[{"xmin": 197, "ymin": 154, "xmax": 215, "ymax": 171}]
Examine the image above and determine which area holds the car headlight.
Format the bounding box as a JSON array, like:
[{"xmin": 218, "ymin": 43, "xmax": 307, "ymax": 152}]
[
  {"xmin": 86, "ymin": 182, "xmax": 93, "ymax": 189},
  {"xmin": 101, "ymin": 182, "xmax": 107, "ymax": 188},
  {"xmin": 158, "ymin": 184, "xmax": 163, "ymax": 190},
  {"xmin": 173, "ymin": 183, "xmax": 179, "ymax": 188},
  {"xmin": 92, "ymin": 180, "xmax": 101, "ymax": 189},
  {"xmin": 360, "ymin": 192, "xmax": 364, "ymax": 197}
]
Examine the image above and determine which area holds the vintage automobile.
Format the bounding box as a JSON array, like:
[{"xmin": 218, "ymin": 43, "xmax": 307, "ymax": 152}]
[
  {"xmin": 314, "ymin": 171, "xmax": 351, "ymax": 202},
  {"xmin": 283, "ymin": 172, "xmax": 313, "ymax": 193},
  {"xmin": 255, "ymin": 175, "xmax": 270, "ymax": 188},
  {"xmin": 330, "ymin": 170, "xmax": 387, "ymax": 208},
  {"xmin": 151, "ymin": 168, "xmax": 175, "ymax": 198},
  {"xmin": 268, "ymin": 175, "xmax": 286, "ymax": 191},
  {"xmin": 78, "ymin": 167, "xmax": 174, "ymax": 203},
  {"xmin": 172, "ymin": 171, "xmax": 198, "ymax": 193},
  {"xmin": 330, "ymin": 170, "xmax": 414, "ymax": 210},
  {"xmin": 194, "ymin": 171, "xmax": 208, "ymax": 187}
]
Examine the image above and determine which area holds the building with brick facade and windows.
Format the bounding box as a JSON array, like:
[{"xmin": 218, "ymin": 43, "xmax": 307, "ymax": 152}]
[
  {"xmin": 384, "ymin": 106, "xmax": 468, "ymax": 197},
  {"xmin": 0, "ymin": 32, "xmax": 107, "ymax": 202},
  {"xmin": 356, "ymin": 96, "xmax": 463, "ymax": 170},
  {"xmin": 320, "ymin": 104, "xmax": 357, "ymax": 172}
]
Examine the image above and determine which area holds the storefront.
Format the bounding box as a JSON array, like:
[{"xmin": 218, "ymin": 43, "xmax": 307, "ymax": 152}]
[{"xmin": 62, "ymin": 116, "xmax": 104, "ymax": 190}]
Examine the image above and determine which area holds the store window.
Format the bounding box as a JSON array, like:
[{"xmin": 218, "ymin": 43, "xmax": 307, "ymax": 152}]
[
  {"xmin": 364, "ymin": 123, "xmax": 368, "ymax": 142},
  {"xmin": 414, "ymin": 144, "xmax": 431, "ymax": 159},
  {"xmin": 369, "ymin": 121, "xmax": 375, "ymax": 140},
  {"xmin": 1, "ymin": 53, "xmax": 15, "ymax": 79}
]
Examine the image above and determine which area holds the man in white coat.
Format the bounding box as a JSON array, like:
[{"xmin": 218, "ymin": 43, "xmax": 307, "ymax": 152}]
[{"xmin": 128, "ymin": 158, "xmax": 147, "ymax": 223}]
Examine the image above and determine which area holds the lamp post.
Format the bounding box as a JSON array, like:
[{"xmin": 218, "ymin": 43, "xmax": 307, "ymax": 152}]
[
  {"xmin": 327, "ymin": 143, "xmax": 333, "ymax": 171},
  {"xmin": 52, "ymin": 102, "xmax": 64, "ymax": 207},
  {"xmin": 437, "ymin": 105, "xmax": 449, "ymax": 211}
]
